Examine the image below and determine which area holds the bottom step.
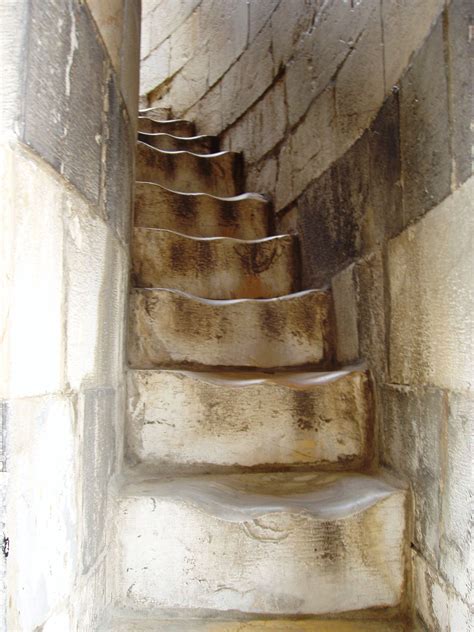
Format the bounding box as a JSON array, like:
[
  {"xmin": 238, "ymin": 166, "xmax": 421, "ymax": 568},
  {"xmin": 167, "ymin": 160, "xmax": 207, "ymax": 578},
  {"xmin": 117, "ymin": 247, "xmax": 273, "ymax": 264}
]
[
  {"xmin": 116, "ymin": 472, "xmax": 406, "ymax": 616},
  {"xmin": 106, "ymin": 617, "xmax": 410, "ymax": 631}
]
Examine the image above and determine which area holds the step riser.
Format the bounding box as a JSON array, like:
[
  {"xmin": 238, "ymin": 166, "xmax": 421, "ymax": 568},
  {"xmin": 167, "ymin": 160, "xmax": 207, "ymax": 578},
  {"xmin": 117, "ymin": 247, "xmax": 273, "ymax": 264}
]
[
  {"xmin": 127, "ymin": 289, "xmax": 334, "ymax": 370},
  {"xmin": 131, "ymin": 229, "xmax": 299, "ymax": 299},
  {"xmin": 138, "ymin": 107, "xmax": 172, "ymax": 121},
  {"xmin": 126, "ymin": 370, "xmax": 372, "ymax": 472},
  {"xmin": 117, "ymin": 478, "xmax": 406, "ymax": 615},
  {"xmin": 138, "ymin": 117, "xmax": 196, "ymax": 136},
  {"xmin": 134, "ymin": 183, "xmax": 271, "ymax": 240},
  {"xmin": 138, "ymin": 132, "xmax": 219, "ymax": 154}
]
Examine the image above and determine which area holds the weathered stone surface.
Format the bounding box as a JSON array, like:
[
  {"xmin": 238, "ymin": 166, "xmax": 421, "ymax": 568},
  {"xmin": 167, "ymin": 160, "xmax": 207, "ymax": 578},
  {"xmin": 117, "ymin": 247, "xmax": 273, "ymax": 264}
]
[
  {"xmin": 138, "ymin": 117, "xmax": 196, "ymax": 136},
  {"xmin": 81, "ymin": 387, "xmax": 116, "ymax": 573},
  {"xmin": 138, "ymin": 131, "xmax": 219, "ymax": 154},
  {"xmin": 399, "ymin": 16, "xmax": 451, "ymax": 223},
  {"xmin": 120, "ymin": 0, "xmax": 141, "ymax": 120},
  {"xmin": 132, "ymin": 228, "xmax": 299, "ymax": 299},
  {"xmin": 134, "ymin": 182, "xmax": 271, "ymax": 239},
  {"xmin": 246, "ymin": 156, "xmax": 278, "ymax": 200},
  {"xmin": 23, "ymin": 0, "xmax": 106, "ymax": 206},
  {"xmin": 128, "ymin": 288, "xmax": 334, "ymax": 369},
  {"xmin": 136, "ymin": 142, "xmax": 244, "ymax": 196},
  {"xmin": 159, "ymin": 46, "xmax": 210, "ymax": 113},
  {"xmin": 117, "ymin": 472, "xmax": 406, "ymax": 614},
  {"xmin": 85, "ymin": 0, "xmax": 124, "ymax": 71},
  {"xmin": 382, "ymin": 0, "xmax": 444, "ymax": 91},
  {"xmin": 271, "ymin": 0, "xmax": 318, "ymax": 70},
  {"xmin": 446, "ymin": 0, "xmax": 473, "ymax": 187},
  {"xmin": 388, "ymin": 177, "xmax": 474, "ymax": 391},
  {"xmin": 126, "ymin": 367, "xmax": 372, "ymax": 471},
  {"xmin": 274, "ymin": 137, "xmax": 294, "ymax": 211},
  {"xmin": 381, "ymin": 384, "xmax": 444, "ymax": 564},
  {"xmin": 148, "ymin": 0, "xmax": 201, "ymax": 51},
  {"xmin": 332, "ymin": 264, "xmax": 359, "ymax": 364},
  {"xmin": 169, "ymin": 7, "xmax": 200, "ymax": 76},
  {"xmin": 139, "ymin": 106, "xmax": 172, "ymax": 121}
]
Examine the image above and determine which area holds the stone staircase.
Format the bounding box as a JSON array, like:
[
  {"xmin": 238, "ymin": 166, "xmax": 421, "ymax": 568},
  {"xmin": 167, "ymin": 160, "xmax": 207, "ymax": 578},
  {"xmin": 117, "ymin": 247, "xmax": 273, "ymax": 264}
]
[{"xmin": 107, "ymin": 109, "xmax": 408, "ymax": 630}]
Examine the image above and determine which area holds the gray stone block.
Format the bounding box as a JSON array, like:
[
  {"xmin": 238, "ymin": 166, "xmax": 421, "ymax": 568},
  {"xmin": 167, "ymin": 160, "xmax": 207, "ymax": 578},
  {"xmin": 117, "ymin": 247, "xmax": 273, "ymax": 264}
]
[
  {"xmin": 399, "ymin": 16, "xmax": 451, "ymax": 223},
  {"xmin": 81, "ymin": 387, "xmax": 116, "ymax": 573},
  {"xmin": 23, "ymin": 0, "xmax": 106, "ymax": 207}
]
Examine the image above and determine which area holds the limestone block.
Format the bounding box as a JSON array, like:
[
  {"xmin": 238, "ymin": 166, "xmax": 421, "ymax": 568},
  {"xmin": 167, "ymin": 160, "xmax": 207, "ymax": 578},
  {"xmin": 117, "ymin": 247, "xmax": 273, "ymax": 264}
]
[
  {"xmin": 285, "ymin": 0, "xmax": 374, "ymax": 125},
  {"xmin": 6, "ymin": 396, "xmax": 78, "ymax": 631},
  {"xmin": 200, "ymin": 0, "xmax": 248, "ymax": 86},
  {"xmin": 80, "ymin": 387, "xmax": 117, "ymax": 573},
  {"xmin": 134, "ymin": 182, "xmax": 271, "ymax": 239},
  {"xmin": 120, "ymin": 0, "xmax": 141, "ymax": 121},
  {"xmin": 388, "ymin": 177, "xmax": 474, "ymax": 391},
  {"xmin": 275, "ymin": 138, "xmax": 294, "ymax": 212},
  {"xmin": 132, "ymin": 228, "xmax": 299, "ymax": 299},
  {"xmin": 399, "ymin": 17, "xmax": 451, "ymax": 223},
  {"xmin": 220, "ymin": 24, "xmax": 273, "ymax": 128},
  {"xmin": 291, "ymin": 87, "xmax": 337, "ymax": 200},
  {"xmin": 127, "ymin": 288, "xmax": 334, "ymax": 369},
  {"xmin": 64, "ymin": 191, "xmax": 127, "ymax": 390},
  {"xmin": 138, "ymin": 131, "xmax": 219, "ymax": 154},
  {"xmin": 136, "ymin": 142, "xmax": 244, "ymax": 196},
  {"xmin": 161, "ymin": 46, "xmax": 210, "ymax": 113},
  {"xmin": 117, "ymin": 472, "xmax": 406, "ymax": 614},
  {"xmin": 246, "ymin": 156, "xmax": 278, "ymax": 199},
  {"xmin": 271, "ymin": 0, "xmax": 317, "ymax": 70},
  {"xmin": 149, "ymin": 0, "xmax": 201, "ymax": 50},
  {"xmin": 183, "ymin": 82, "xmax": 223, "ymax": 135},
  {"xmin": 381, "ymin": 0, "xmax": 444, "ymax": 92},
  {"xmin": 249, "ymin": 0, "xmax": 279, "ymax": 41},
  {"xmin": 23, "ymin": 0, "xmax": 107, "ymax": 207},
  {"xmin": 335, "ymin": 5, "xmax": 384, "ymax": 155},
  {"xmin": 440, "ymin": 392, "xmax": 473, "ymax": 600},
  {"xmin": 169, "ymin": 8, "xmax": 200, "ymax": 76},
  {"xmin": 85, "ymin": 0, "xmax": 124, "ymax": 71},
  {"xmin": 140, "ymin": 39, "xmax": 170, "ymax": 95},
  {"xmin": 277, "ymin": 205, "xmax": 298, "ymax": 235},
  {"xmin": 138, "ymin": 117, "xmax": 196, "ymax": 136},
  {"xmin": 1, "ymin": 148, "xmax": 64, "ymax": 399},
  {"xmin": 126, "ymin": 367, "xmax": 372, "ymax": 471},
  {"xmin": 381, "ymin": 384, "xmax": 444, "ymax": 564},
  {"xmin": 332, "ymin": 264, "xmax": 359, "ymax": 364}
]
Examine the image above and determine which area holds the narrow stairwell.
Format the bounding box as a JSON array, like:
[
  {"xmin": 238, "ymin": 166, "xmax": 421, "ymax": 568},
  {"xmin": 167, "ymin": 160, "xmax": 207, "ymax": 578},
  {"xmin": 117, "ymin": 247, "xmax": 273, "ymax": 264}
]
[{"xmin": 108, "ymin": 109, "xmax": 408, "ymax": 630}]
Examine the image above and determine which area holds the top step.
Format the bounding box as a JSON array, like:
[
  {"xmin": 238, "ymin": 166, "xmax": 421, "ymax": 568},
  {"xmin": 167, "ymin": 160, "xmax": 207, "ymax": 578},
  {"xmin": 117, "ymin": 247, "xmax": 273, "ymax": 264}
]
[
  {"xmin": 138, "ymin": 117, "xmax": 196, "ymax": 137},
  {"xmin": 138, "ymin": 106, "xmax": 172, "ymax": 121}
]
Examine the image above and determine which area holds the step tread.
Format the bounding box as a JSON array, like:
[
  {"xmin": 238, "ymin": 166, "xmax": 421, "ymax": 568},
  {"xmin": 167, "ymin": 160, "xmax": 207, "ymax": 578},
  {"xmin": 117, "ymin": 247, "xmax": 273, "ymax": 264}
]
[
  {"xmin": 136, "ymin": 180, "xmax": 269, "ymax": 204},
  {"xmin": 121, "ymin": 471, "xmax": 403, "ymax": 522},
  {"xmin": 133, "ymin": 226, "xmax": 292, "ymax": 244}
]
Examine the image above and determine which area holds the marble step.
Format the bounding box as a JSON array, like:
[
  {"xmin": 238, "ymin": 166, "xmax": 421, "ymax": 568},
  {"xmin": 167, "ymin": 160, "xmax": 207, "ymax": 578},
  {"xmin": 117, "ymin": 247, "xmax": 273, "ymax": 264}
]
[
  {"xmin": 131, "ymin": 228, "xmax": 299, "ymax": 299},
  {"xmin": 116, "ymin": 471, "xmax": 406, "ymax": 615},
  {"xmin": 134, "ymin": 182, "xmax": 271, "ymax": 240},
  {"xmin": 126, "ymin": 367, "xmax": 372, "ymax": 473},
  {"xmin": 136, "ymin": 141, "xmax": 244, "ymax": 196},
  {"xmin": 138, "ymin": 106, "xmax": 172, "ymax": 121},
  {"xmin": 138, "ymin": 131, "xmax": 219, "ymax": 153},
  {"xmin": 127, "ymin": 288, "xmax": 334, "ymax": 370},
  {"xmin": 106, "ymin": 617, "xmax": 410, "ymax": 631},
  {"xmin": 138, "ymin": 117, "xmax": 196, "ymax": 136}
]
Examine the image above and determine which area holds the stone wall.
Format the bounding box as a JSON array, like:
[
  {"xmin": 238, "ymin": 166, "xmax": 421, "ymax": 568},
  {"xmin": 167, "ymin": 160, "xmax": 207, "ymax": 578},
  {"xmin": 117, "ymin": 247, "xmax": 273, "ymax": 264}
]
[
  {"xmin": 141, "ymin": 1, "xmax": 473, "ymax": 629},
  {"xmin": 0, "ymin": 0, "xmax": 140, "ymax": 629}
]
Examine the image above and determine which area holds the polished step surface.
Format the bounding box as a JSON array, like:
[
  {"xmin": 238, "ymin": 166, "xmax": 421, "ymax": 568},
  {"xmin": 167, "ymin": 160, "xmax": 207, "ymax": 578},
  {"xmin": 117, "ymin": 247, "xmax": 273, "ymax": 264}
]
[
  {"xmin": 116, "ymin": 471, "xmax": 406, "ymax": 615},
  {"xmin": 131, "ymin": 228, "xmax": 299, "ymax": 299},
  {"xmin": 126, "ymin": 367, "xmax": 372, "ymax": 472},
  {"xmin": 128, "ymin": 288, "xmax": 334, "ymax": 370},
  {"xmin": 138, "ymin": 131, "xmax": 219, "ymax": 153},
  {"xmin": 134, "ymin": 183, "xmax": 271, "ymax": 239},
  {"xmin": 136, "ymin": 142, "xmax": 244, "ymax": 196}
]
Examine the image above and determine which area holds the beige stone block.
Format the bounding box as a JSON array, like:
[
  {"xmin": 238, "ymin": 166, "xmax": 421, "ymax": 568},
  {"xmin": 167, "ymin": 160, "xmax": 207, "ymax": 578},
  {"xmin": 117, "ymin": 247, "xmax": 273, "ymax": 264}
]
[
  {"xmin": 120, "ymin": 0, "xmax": 141, "ymax": 121},
  {"xmin": 388, "ymin": 177, "xmax": 474, "ymax": 390},
  {"xmin": 275, "ymin": 138, "xmax": 294, "ymax": 211},
  {"xmin": 249, "ymin": 0, "xmax": 279, "ymax": 41},
  {"xmin": 136, "ymin": 142, "xmax": 244, "ymax": 196},
  {"xmin": 86, "ymin": 0, "xmax": 124, "ymax": 71},
  {"xmin": 335, "ymin": 5, "xmax": 384, "ymax": 155},
  {"xmin": 117, "ymin": 472, "xmax": 406, "ymax": 614},
  {"xmin": 134, "ymin": 182, "xmax": 271, "ymax": 240},
  {"xmin": 132, "ymin": 228, "xmax": 299, "ymax": 299},
  {"xmin": 169, "ymin": 8, "xmax": 200, "ymax": 76},
  {"xmin": 292, "ymin": 87, "xmax": 337, "ymax": 199},
  {"xmin": 126, "ymin": 367, "xmax": 372, "ymax": 471},
  {"xmin": 0, "ymin": 147, "xmax": 64, "ymax": 399},
  {"xmin": 140, "ymin": 39, "xmax": 170, "ymax": 95},
  {"xmin": 382, "ymin": 0, "xmax": 445, "ymax": 91},
  {"xmin": 332, "ymin": 264, "xmax": 359, "ymax": 364},
  {"xmin": 271, "ymin": 0, "xmax": 317, "ymax": 70},
  {"xmin": 277, "ymin": 205, "xmax": 298, "ymax": 234},
  {"xmin": 149, "ymin": 0, "xmax": 201, "ymax": 49},
  {"xmin": 184, "ymin": 82, "xmax": 223, "ymax": 135},
  {"xmin": 160, "ymin": 45, "xmax": 209, "ymax": 113},
  {"xmin": 6, "ymin": 395, "xmax": 78, "ymax": 631},
  {"xmin": 246, "ymin": 156, "xmax": 278, "ymax": 197},
  {"xmin": 128, "ymin": 288, "xmax": 334, "ymax": 369}
]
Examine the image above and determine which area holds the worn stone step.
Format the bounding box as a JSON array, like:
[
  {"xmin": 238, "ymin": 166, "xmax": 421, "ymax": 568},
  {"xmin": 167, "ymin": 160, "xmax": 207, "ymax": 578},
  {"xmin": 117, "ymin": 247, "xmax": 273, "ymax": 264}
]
[
  {"xmin": 116, "ymin": 471, "xmax": 406, "ymax": 615},
  {"xmin": 139, "ymin": 106, "xmax": 172, "ymax": 121},
  {"xmin": 134, "ymin": 182, "xmax": 271, "ymax": 240},
  {"xmin": 107, "ymin": 616, "xmax": 409, "ymax": 631},
  {"xmin": 138, "ymin": 117, "xmax": 196, "ymax": 136},
  {"xmin": 126, "ymin": 367, "xmax": 372, "ymax": 473},
  {"xmin": 128, "ymin": 288, "xmax": 334, "ymax": 370},
  {"xmin": 138, "ymin": 131, "xmax": 219, "ymax": 153},
  {"xmin": 136, "ymin": 142, "xmax": 244, "ymax": 196},
  {"xmin": 131, "ymin": 228, "xmax": 299, "ymax": 299}
]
